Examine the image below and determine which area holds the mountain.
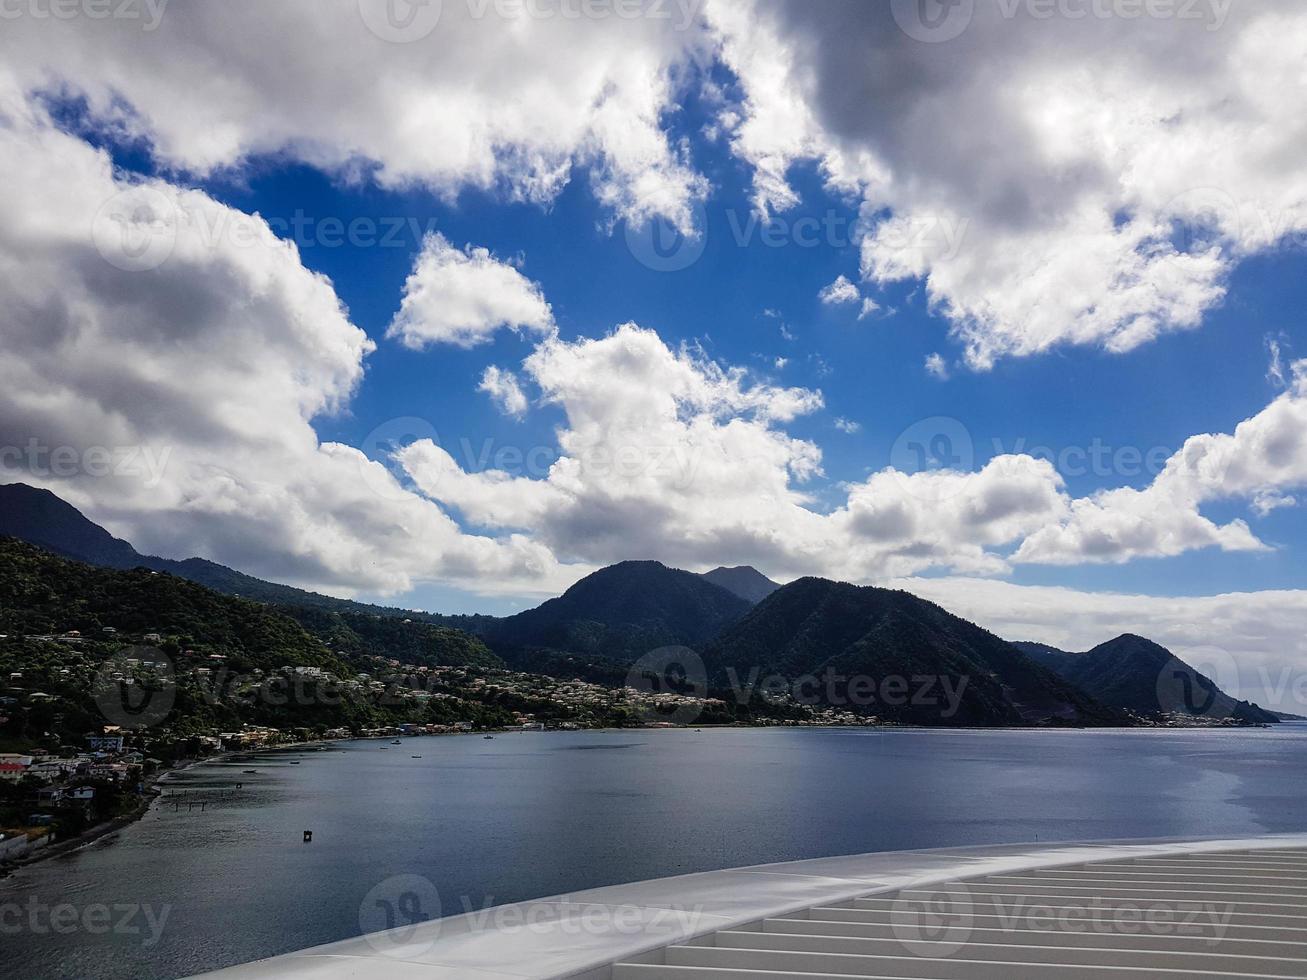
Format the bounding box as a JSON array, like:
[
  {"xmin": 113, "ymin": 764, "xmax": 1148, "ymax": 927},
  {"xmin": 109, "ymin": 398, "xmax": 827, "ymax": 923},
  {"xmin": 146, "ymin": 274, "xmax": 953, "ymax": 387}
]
[
  {"xmin": 704, "ymin": 577, "xmax": 1125, "ymax": 727},
  {"xmin": 0, "ymin": 535, "xmax": 498, "ymax": 672},
  {"xmin": 0, "ymin": 537, "xmax": 511, "ymax": 741},
  {"xmin": 0, "ymin": 483, "xmax": 492, "ymax": 632},
  {"xmin": 0, "ymin": 536, "xmax": 349, "ymax": 676},
  {"xmin": 699, "ymin": 565, "xmax": 780, "ymax": 604},
  {"xmin": 1013, "ymin": 635, "xmax": 1278, "ymax": 724},
  {"xmin": 487, "ymin": 560, "xmax": 752, "ymax": 665}
]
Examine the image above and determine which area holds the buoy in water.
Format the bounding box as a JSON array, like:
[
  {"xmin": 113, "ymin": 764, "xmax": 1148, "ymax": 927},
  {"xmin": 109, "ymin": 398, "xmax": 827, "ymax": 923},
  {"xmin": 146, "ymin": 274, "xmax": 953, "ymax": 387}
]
[{"xmin": 303, "ymin": 830, "xmax": 313, "ymax": 843}]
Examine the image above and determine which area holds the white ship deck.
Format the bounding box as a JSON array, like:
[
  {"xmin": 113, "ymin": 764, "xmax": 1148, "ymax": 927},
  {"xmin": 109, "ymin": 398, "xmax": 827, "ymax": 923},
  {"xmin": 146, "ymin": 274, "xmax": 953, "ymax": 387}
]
[{"xmin": 198, "ymin": 834, "xmax": 1307, "ymax": 979}]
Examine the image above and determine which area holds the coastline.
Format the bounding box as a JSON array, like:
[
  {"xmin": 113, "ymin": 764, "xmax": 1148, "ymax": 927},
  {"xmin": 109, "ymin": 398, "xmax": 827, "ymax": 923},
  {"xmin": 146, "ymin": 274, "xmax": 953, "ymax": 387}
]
[
  {"xmin": 0, "ymin": 733, "xmax": 430, "ymax": 878},
  {"xmin": 4, "ymin": 719, "xmax": 1283, "ymax": 879}
]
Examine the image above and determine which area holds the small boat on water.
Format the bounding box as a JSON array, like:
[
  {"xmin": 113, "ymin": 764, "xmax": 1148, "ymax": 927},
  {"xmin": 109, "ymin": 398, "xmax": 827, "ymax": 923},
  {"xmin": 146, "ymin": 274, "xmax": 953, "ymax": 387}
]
[
  {"xmin": 243, "ymin": 770, "xmax": 257, "ymax": 774},
  {"xmin": 483, "ymin": 735, "xmax": 494, "ymax": 740},
  {"xmin": 289, "ymin": 761, "xmax": 300, "ymax": 765},
  {"xmin": 391, "ymin": 739, "xmax": 402, "ymax": 745},
  {"xmin": 411, "ymin": 755, "xmax": 422, "ymax": 759}
]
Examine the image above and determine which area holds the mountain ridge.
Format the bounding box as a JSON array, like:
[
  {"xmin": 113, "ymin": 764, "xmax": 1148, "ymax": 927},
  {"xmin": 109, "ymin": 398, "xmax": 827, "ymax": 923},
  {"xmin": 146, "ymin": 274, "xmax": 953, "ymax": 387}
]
[
  {"xmin": 705, "ymin": 577, "xmax": 1126, "ymax": 727},
  {"xmin": 698, "ymin": 565, "xmax": 780, "ymax": 604},
  {"xmin": 1013, "ymin": 635, "xmax": 1278, "ymax": 724},
  {"xmin": 487, "ymin": 559, "xmax": 752, "ymax": 665}
]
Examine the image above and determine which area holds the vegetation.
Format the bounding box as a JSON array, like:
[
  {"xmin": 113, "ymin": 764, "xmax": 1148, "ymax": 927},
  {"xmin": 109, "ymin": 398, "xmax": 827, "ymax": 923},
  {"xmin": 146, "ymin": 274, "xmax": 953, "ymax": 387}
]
[
  {"xmin": 704, "ymin": 577, "xmax": 1127, "ymax": 727},
  {"xmin": 488, "ymin": 560, "xmax": 751, "ymax": 665}
]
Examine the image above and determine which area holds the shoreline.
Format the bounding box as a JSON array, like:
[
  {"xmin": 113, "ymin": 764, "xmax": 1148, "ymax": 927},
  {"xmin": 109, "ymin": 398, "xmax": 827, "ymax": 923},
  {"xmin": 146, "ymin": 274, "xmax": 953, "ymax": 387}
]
[{"xmin": 4, "ymin": 719, "xmax": 1286, "ymax": 879}]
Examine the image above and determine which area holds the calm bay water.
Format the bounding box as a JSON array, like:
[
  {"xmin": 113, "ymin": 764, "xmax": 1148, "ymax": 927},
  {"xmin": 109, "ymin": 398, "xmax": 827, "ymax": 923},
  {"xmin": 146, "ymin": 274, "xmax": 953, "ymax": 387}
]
[{"xmin": 5, "ymin": 724, "xmax": 1307, "ymax": 979}]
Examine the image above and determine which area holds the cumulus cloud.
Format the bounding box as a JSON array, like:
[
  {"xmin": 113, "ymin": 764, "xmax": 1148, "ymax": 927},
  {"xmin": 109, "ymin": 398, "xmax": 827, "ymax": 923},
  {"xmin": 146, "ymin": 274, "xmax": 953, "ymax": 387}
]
[
  {"xmin": 0, "ymin": 90, "xmax": 575, "ymax": 598},
  {"xmin": 897, "ymin": 576, "xmax": 1307, "ymax": 712},
  {"xmin": 478, "ymin": 366, "xmax": 530, "ymax": 419},
  {"xmin": 387, "ymin": 234, "xmax": 554, "ymax": 350},
  {"xmin": 834, "ymin": 418, "xmax": 861, "ymax": 434},
  {"xmin": 1016, "ymin": 362, "xmax": 1307, "ymax": 564},
  {"xmin": 924, "ymin": 353, "xmax": 950, "ymax": 380},
  {"xmin": 818, "ymin": 274, "xmax": 860, "ymax": 305},
  {"xmin": 400, "ymin": 325, "xmax": 1070, "ymax": 580},
  {"xmin": 819, "ymin": 274, "xmax": 880, "ymax": 320},
  {"xmin": 709, "ymin": 1, "xmax": 1307, "ymax": 367},
  {"xmin": 0, "ymin": 0, "xmax": 711, "ymax": 231}
]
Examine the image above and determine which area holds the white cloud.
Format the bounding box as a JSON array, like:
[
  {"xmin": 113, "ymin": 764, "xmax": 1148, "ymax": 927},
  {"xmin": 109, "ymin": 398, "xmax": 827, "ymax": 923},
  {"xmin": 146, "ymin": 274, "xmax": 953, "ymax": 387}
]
[
  {"xmin": 924, "ymin": 353, "xmax": 950, "ymax": 380},
  {"xmin": 834, "ymin": 418, "xmax": 861, "ymax": 434},
  {"xmin": 386, "ymin": 234, "xmax": 554, "ymax": 350},
  {"xmin": 858, "ymin": 297, "xmax": 880, "ymax": 320},
  {"xmin": 1252, "ymin": 490, "xmax": 1296, "ymax": 518},
  {"xmin": 896, "ymin": 576, "xmax": 1307, "ymax": 712},
  {"xmin": 709, "ymin": 1, "xmax": 1307, "ymax": 368},
  {"xmin": 818, "ymin": 274, "xmax": 860, "ymax": 305},
  {"xmin": 0, "ymin": 0, "xmax": 710, "ymax": 231},
  {"xmin": 478, "ymin": 366, "xmax": 530, "ymax": 419},
  {"xmin": 1267, "ymin": 336, "xmax": 1288, "ymax": 389},
  {"xmin": 0, "ymin": 90, "xmax": 576, "ymax": 599},
  {"xmin": 401, "ymin": 324, "xmax": 1072, "ymax": 581},
  {"xmin": 1016, "ymin": 362, "xmax": 1307, "ymax": 565}
]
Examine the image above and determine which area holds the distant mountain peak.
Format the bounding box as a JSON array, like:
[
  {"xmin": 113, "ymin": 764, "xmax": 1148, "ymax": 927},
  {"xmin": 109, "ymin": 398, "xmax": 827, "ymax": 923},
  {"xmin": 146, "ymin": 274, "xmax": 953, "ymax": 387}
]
[
  {"xmin": 489, "ymin": 559, "xmax": 751, "ymax": 664},
  {"xmin": 1017, "ymin": 633, "xmax": 1277, "ymax": 724},
  {"xmin": 698, "ymin": 565, "xmax": 780, "ymax": 605}
]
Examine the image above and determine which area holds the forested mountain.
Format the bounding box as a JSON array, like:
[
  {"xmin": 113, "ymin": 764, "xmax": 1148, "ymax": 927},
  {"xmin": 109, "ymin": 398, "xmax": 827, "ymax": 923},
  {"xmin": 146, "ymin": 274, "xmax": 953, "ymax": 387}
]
[
  {"xmin": 1014, "ymin": 635, "xmax": 1279, "ymax": 724},
  {"xmin": 705, "ymin": 577, "xmax": 1125, "ymax": 727},
  {"xmin": 487, "ymin": 560, "xmax": 752, "ymax": 665}
]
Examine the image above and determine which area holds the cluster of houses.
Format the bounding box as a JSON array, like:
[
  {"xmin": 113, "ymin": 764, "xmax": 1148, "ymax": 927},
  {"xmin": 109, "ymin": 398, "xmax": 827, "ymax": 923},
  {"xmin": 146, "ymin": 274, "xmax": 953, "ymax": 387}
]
[{"xmin": 0, "ymin": 730, "xmax": 146, "ymax": 794}]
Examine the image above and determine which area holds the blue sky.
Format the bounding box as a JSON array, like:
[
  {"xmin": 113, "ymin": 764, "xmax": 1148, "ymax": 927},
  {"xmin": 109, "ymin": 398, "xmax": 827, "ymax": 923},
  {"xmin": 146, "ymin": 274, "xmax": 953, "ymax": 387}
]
[
  {"xmin": 184, "ymin": 110, "xmax": 1307, "ymax": 612},
  {"xmin": 4, "ymin": 0, "xmax": 1307, "ymax": 701}
]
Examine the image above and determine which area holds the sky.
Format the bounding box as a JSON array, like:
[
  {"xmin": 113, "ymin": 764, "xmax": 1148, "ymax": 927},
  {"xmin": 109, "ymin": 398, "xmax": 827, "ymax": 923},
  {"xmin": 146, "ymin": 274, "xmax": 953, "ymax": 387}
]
[{"xmin": 2, "ymin": 0, "xmax": 1307, "ymax": 706}]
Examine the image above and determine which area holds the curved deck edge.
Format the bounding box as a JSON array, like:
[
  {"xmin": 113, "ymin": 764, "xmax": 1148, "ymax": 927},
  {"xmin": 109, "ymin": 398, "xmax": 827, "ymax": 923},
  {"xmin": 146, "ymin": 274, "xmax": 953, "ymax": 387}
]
[{"xmin": 194, "ymin": 832, "xmax": 1307, "ymax": 979}]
